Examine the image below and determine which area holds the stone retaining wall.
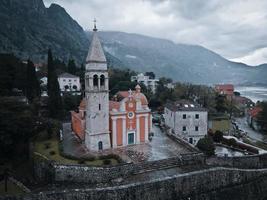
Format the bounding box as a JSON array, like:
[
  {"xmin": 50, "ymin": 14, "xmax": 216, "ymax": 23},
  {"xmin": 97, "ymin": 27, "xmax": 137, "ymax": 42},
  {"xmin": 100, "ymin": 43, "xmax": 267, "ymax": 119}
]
[
  {"xmin": 54, "ymin": 153, "xmax": 205, "ymax": 183},
  {"xmin": 209, "ymin": 153, "xmax": 267, "ymax": 169},
  {"xmin": 2, "ymin": 167, "xmax": 267, "ymax": 200},
  {"xmin": 34, "ymin": 153, "xmax": 205, "ymax": 184}
]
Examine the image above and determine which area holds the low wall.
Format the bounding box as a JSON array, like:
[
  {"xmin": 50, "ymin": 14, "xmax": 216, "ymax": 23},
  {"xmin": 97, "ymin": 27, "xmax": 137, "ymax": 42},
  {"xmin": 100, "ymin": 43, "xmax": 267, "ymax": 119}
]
[
  {"xmin": 34, "ymin": 153, "xmax": 205, "ymax": 184},
  {"xmin": 166, "ymin": 131, "xmax": 199, "ymax": 152},
  {"xmin": 208, "ymin": 153, "xmax": 267, "ymax": 169},
  {"xmin": 3, "ymin": 167, "xmax": 267, "ymax": 200},
  {"xmin": 54, "ymin": 153, "xmax": 205, "ymax": 183}
]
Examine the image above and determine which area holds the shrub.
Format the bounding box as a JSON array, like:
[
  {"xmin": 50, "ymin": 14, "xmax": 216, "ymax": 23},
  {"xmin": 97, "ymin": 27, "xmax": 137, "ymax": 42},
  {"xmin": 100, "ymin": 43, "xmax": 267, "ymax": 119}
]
[
  {"xmin": 103, "ymin": 159, "xmax": 111, "ymax": 165},
  {"xmin": 225, "ymin": 138, "xmax": 237, "ymax": 147},
  {"xmin": 78, "ymin": 159, "xmax": 85, "ymax": 164},
  {"xmin": 196, "ymin": 136, "xmax": 215, "ymax": 156},
  {"xmin": 44, "ymin": 142, "xmax": 51, "ymax": 149},
  {"xmin": 213, "ymin": 130, "xmax": 224, "ymax": 143}
]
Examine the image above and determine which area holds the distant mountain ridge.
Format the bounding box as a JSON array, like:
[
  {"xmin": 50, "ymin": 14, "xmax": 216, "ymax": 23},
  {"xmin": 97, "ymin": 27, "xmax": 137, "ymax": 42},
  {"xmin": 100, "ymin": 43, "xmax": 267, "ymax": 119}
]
[{"xmin": 0, "ymin": 0, "xmax": 266, "ymax": 85}]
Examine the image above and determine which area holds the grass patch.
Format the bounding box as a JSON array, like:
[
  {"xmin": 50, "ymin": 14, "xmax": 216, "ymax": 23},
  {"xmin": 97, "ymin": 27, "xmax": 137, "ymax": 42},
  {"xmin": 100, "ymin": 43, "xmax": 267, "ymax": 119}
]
[
  {"xmin": 34, "ymin": 131, "xmax": 119, "ymax": 166},
  {"xmin": 0, "ymin": 180, "xmax": 25, "ymax": 195},
  {"xmin": 243, "ymin": 138, "xmax": 267, "ymax": 151}
]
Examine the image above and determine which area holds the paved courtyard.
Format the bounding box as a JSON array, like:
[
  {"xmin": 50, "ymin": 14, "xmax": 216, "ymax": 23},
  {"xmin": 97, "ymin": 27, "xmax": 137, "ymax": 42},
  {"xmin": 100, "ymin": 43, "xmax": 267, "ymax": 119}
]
[{"xmin": 62, "ymin": 123, "xmax": 194, "ymax": 163}]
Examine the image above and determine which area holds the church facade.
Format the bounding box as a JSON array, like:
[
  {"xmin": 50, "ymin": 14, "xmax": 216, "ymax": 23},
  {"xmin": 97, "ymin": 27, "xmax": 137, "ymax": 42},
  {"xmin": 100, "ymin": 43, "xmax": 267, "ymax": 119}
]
[{"xmin": 71, "ymin": 24, "xmax": 151, "ymax": 151}]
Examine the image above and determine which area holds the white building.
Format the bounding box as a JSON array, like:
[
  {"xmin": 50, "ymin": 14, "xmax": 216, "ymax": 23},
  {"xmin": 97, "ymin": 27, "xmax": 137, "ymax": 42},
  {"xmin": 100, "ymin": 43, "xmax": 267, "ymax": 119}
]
[
  {"xmin": 40, "ymin": 77, "xmax": 47, "ymax": 86},
  {"xmin": 164, "ymin": 100, "xmax": 208, "ymax": 145},
  {"xmin": 58, "ymin": 72, "xmax": 81, "ymax": 93},
  {"xmin": 131, "ymin": 73, "xmax": 159, "ymax": 93}
]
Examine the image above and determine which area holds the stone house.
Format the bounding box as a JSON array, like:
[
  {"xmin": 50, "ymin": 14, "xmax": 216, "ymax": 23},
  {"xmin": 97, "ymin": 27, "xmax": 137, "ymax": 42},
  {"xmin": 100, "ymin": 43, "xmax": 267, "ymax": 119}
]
[{"xmin": 164, "ymin": 100, "xmax": 208, "ymax": 145}]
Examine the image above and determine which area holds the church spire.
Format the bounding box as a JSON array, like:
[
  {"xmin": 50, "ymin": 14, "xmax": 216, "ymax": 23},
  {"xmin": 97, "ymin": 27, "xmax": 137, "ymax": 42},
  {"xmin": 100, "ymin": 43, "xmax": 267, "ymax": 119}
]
[{"xmin": 85, "ymin": 19, "xmax": 106, "ymax": 64}]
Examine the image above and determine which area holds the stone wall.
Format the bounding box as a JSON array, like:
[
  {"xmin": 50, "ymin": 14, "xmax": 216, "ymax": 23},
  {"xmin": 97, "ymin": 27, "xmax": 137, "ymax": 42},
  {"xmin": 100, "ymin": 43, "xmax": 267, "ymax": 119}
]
[
  {"xmin": 53, "ymin": 153, "xmax": 205, "ymax": 183},
  {"xmin": 2, "ymin": 167, "xmax": 267, "ymax": 200},
  {"xmin": 208, "ymin": 153, "xmax": 267, "ymax": 169},
  {"xmin": 33, "ymin": 153, "xmax": 205, "ymax": 184}
]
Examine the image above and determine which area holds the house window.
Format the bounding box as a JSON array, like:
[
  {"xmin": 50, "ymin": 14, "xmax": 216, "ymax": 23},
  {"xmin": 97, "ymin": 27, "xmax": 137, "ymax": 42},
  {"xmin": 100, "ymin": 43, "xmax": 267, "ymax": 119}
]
[
  {"xmin": 99, "ymin": 104, "xmax": 101, "ymax": 111},
  {"xmin": 195, "ymin": 114, "xmax": 199, "ymax": 119},
  {"xmin": 183, "ymin": 126, "xmax": 186, "ymax": 131},
  {"xmin": 69, "ymin": 79, "xmax": 71, "ymax": 82},
  {"xmin": 183, "ymin": 114, "xmax": 186, "ymax": 119},
  {"xmin": 63, "ymin": 79, "xmax": 66, "ymax": 82},
  {"xmin": 195, "ymin": 126, "xmax": 199, "ymax": 131}
]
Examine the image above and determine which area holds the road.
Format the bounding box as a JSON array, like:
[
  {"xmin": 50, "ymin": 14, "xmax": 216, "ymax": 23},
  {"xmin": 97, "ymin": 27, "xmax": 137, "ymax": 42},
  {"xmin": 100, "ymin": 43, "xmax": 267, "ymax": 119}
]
[{"xmin": 235, "ymin": 117, "xmax": 265, "ymax": 141}]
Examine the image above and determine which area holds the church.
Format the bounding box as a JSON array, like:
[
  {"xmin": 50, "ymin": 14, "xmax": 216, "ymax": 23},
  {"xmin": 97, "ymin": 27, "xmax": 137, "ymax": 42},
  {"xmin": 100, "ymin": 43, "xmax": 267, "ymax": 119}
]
[{"xmin": 71, "ymin": 23, "xmax": 152, "ymax": 151}]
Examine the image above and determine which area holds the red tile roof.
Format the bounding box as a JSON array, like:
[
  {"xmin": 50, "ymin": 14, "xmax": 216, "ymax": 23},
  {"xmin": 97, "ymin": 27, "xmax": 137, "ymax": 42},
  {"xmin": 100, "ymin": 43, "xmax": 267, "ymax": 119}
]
[
  {"xmin": 248, "ymin": 107, "xmax": 262, "ymax": 118},
  {"xmin": 215, "ymin": 84, "xmax": 234, "ymax": 95}
]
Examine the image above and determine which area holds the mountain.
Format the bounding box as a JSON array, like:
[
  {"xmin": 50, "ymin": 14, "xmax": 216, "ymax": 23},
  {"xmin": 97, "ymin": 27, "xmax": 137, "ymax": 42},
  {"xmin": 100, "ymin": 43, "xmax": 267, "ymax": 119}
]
[
  {"xmin": 96, "ymin": 31, "xmax": 267, "ymax": 85},
  {"xmin": 0, "ymin": 0, "xmax": 266, "ymax": 85},
  {"xmin": 0, "ymin": 0, "xmax": 88, "ymax": 62}
]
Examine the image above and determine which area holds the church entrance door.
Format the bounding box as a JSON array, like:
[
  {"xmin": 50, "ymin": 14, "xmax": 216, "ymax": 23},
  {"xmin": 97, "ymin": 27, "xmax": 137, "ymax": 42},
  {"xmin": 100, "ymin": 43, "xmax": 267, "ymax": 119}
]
[{"xmin": 128, "ymin": 132, "xmax": 135, "ymax": 145}]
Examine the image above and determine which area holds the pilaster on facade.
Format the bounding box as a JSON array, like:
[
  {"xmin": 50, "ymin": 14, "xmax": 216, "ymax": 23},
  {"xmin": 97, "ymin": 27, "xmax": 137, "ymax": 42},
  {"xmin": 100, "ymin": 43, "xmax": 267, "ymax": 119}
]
[
  {"xmin": 122, "ymin": 118, "xmax": 127, "ymax": 146},
  {"xmin": 136, "ymin": 115, "xmax": 140, "ymax": 143},
  {"xmin": 112, "ymin": 118, "xmax": 117, "ymax": 148},
  {"xmin": 144, "ymin": 115, "xmax": 149, "ymax": 142}
]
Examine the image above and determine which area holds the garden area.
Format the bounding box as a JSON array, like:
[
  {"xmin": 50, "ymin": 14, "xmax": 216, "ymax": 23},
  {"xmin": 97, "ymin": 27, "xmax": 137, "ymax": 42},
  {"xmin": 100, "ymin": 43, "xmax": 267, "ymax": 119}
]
[{"xmin": 33, "ymin": 129, "xmax": 121, "ymax": 166}]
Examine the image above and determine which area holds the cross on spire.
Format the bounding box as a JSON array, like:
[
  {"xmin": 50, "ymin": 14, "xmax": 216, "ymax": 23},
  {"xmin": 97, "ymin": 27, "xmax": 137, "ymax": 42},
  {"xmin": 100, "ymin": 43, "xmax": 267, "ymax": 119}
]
[{"xmin": 93, "ymin": 18, "xmax": 97, "ymax": 32}]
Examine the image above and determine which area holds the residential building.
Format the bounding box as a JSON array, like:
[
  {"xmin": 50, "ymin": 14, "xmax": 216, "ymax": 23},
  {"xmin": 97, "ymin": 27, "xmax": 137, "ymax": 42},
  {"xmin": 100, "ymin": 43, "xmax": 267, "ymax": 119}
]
[
  {"xmin": 247, "ymin": 107, "xmax": 262, "ymax": 131},
  {"xmin": 131, "ymin": 73, "xmax": 159, "ymax": 93},
  {"xmin": 164, "ymin": 100, "xmax": 208, "ymax": 145},
  {"xmin": 71, "ymin": 24, "xmax": 151, "ymax": 151},
  {"xmin": 58, "ymin": 72, "xmax": 81, "ymax": 93},
  {"xmin": 215, "ymin": 84, "xmax": 234, "ymax": 100}
]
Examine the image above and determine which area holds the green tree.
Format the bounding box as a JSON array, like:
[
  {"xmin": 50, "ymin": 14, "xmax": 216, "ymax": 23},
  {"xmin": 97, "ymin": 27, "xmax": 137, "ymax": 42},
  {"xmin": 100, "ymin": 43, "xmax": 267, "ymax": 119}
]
[
  {"xmin": 215, "ymin": 94, "xmax": 228, "ymax": 113},
  {"xmin": 48, "ymin": 73, "xmax": 63, "ymax": 119},
  {"xmin": 213, "ymin": 130, "xmax": 224, "ymax": 143},
  {"xmin": 25, "ymin": 60, "xmax": 40, "ymax": 102},
  {"xmin": 67, "ymin": 59, "xmax": 77, "ymax": 74},
  {"xmin": 0, "ymin": 97, "xmax": 34, "ymax": 159},
  {"xmin": 258, "ymin": 101, "xmax": 267, "ymax": 132},
  {"xmin": 145, "ymin": 72, "xmax": 155, "ymax": 79},
  {"xmin": 196, "ymin": 136, "xmax": 215, "ymax": 156},
  {"xmin": 47, "ymin": 49, "xmax": 54, "ymax": 96}
]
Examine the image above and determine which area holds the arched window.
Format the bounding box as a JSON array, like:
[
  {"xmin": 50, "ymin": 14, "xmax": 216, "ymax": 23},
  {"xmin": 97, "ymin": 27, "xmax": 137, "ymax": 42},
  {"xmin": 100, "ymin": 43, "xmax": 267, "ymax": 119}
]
[
  {"xmin": 64, "ymin": 85, "xmax": 69, "ymax": 90},
  {"xmin": 100, "ymin": 74, "xmax": 105, "ymax": 87},
  {"xmin": 73, "ymin": 85, "xmax": 77, "ymax": 90},
  {"xmin": 98, "ymin": 141, "xmax": 103, "ymax": 150},
  {"xmin": 93, "ymin": 74, "xmax": 98, "ymax": 88}
]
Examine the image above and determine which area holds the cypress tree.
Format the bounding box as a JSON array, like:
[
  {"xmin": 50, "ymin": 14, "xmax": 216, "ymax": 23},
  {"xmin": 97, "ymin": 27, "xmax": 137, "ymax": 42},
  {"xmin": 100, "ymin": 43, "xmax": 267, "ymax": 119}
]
[
  {"xmin": 67, "ymin": 59, "xmax": 76, "ymax": 74},
  {"xmin": 25, "ymin": 60, "xmax": 40, "ymax": 103},
  {"xmin": 48, "ymin": 73, "xmax": 63, "ymax": 119},
  {"xmin": 47, "ymin": 49, "xmax": 54, "ymax": 96},
  {"xmin": 46, "ymin": 49, "xmax": 63, "ymax": 119}
]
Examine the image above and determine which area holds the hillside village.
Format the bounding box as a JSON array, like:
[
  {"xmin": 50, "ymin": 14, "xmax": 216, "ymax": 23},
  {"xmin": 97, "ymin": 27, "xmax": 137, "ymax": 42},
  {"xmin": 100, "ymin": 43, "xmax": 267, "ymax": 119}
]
[{"xmin": 0, "ymin": 21, "xmax": 267, "ymax": 199}]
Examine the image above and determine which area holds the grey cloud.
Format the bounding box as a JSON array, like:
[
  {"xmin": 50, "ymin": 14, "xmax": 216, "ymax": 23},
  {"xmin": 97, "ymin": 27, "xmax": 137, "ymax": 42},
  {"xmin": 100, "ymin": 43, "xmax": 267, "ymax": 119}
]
[{"xmin": 43, "ymin": 0, "xmax": 267, "ymax": 64}]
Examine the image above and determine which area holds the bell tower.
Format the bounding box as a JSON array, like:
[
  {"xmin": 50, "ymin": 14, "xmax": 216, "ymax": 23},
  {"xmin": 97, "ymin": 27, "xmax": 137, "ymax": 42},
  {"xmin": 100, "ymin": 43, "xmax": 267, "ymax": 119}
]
[{"xmin": 84, "ymin": 20, "xmax": 111, "ymax": 151}]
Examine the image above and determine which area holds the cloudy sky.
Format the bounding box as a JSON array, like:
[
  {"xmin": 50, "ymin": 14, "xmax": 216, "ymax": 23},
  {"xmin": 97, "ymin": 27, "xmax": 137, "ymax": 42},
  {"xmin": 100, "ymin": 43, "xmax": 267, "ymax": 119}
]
[{"xmin": 43, "ymin": 0, "xmax": 267, "ymax": 66}]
